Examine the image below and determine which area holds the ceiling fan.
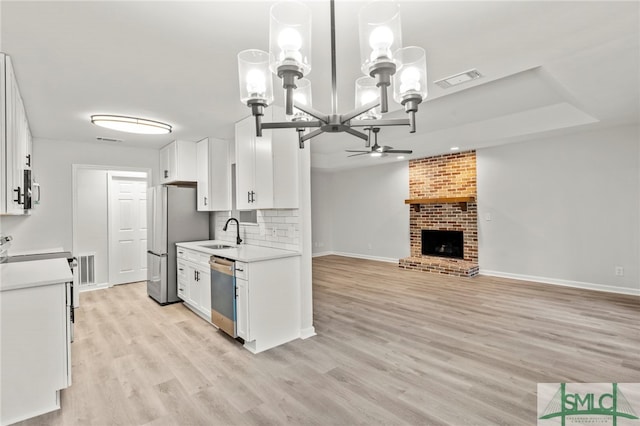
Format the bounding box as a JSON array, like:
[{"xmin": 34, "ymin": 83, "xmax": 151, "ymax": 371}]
[{"xmin": 345, "ymin": 127, "xmax": 413, "ymax": 157}]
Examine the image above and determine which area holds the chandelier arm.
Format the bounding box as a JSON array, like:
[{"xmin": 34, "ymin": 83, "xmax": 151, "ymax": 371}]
[
  {"xmin": 343, "ymin": 127, "xmax": 369, "ymax": 141},
  {"xmin": 262, "ymin": 120, "xmax": 324, "ymax": 130},
  {"xmin": 292, "ymin": 102, "xmax": 330, "ymax": 123},
  {"xmin": 300, "ymin": 128, "xmax": 326, "ymax": 142},
  {"xmin": 339, "ymin": 100, "xmax": 381, "ymax": 124},
  {"xmin": 330, "ymin": 0, "xmax": 338, "ymax": 114},
  {"xmin": 350, "ymin": 118, "xmax": 412, "ymax": 127}
]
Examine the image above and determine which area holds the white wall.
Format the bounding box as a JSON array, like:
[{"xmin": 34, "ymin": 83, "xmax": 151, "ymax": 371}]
[
  {"xmin": 75, "ymin": 168, "xmax": 109, "ymax": 284},
  {"xmin": 311, "ymin": 161, "xmax": 410, "ymax": 262},
  {"xmin": 310, "ymin": 169, "xmax": 334, "ymax": 255},
  {"xmin": 0, "ymin": 138, "xmax": 159, "ymax": 254},
  {"xmin": 477, "ymin": 125, "xmax": 639, "ymax": 294}
]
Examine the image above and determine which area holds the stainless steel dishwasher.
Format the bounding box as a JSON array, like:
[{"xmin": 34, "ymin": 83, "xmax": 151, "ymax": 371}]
[{"xmin": 209, "ymin": 256, "xmax": 236, "ymax": 337}]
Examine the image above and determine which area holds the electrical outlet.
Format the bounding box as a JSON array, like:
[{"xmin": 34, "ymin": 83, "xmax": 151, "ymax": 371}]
[
  {"xmin": 615, "ymin": 266, "xmax": 624, "ymax": 276},
  {"xmin": 485, "ymin": 212, "xmax": 492, "ymax": 221}
]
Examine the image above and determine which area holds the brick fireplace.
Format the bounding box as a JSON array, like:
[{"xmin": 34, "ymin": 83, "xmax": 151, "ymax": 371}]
[{"xmin": 399, "ymin": 151, "xmax": 479, "ymax": 277}]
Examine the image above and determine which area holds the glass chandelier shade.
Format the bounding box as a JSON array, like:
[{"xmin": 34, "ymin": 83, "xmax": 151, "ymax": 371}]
[
  {"xmin": 237, "ymin": 49, "xmax": 274, "ymax": 106},
  {"xmin": 287, "ymin": 78, "xmax": 313, "ymax": 122},
  {"xmin": 358, "ymin": 1, "xmax": 403, "ymax": 75},
  {"xmin": 393, "ymin": 46, "xmax": 428, "ymax": 104},
  {"xmin": 269, "ymin": 1, "xmax": 312, "ymax": 76},
  {"xmin": 355, "ymin": 76, "xmax": 381, "ymax": 120}
]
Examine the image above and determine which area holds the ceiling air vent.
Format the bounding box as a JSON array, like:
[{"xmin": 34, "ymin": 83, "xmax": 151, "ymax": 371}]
[
  {"xmin": 96, "ymin": 137, "xmax": 124, "ymax": 143},
  {"xmin": 434, "ymin": 69, "xmax": 482, "ymax": 89}
]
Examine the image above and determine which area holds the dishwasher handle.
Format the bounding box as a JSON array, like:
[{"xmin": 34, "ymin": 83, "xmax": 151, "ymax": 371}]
[{"xmin": 209, "ymin": 256, "xmax": 234, "ymax": 276}]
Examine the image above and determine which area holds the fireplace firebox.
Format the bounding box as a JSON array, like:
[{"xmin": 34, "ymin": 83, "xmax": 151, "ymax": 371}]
[{"xmin": 421, "ymin": 230, "xmax": 464, "ymax": 259}]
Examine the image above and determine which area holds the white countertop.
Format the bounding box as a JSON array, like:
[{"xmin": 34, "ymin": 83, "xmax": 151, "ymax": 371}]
[
  {"xmin": 176, "ymin": 240, "xmax": 301, "ymax": 262},
  {"xmin": 0, "ymin": 258, "xmax": 73, "ymax": 292}
]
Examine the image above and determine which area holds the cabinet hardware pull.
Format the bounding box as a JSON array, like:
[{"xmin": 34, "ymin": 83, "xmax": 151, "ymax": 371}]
[
  {"xmin": 178, "ymin": 268, "xmax": 184, "ymax": 271},
  {"xmin": 204, "ymin": 197, "xmax": 207, "ymax": 206},
  {"xmin": 13, "ymin": 187, "xmax": 23, "ymax": 204},
  {"xmin": 164, "ymin": 170, "xmax": 169, "ymax": 178},
  {"xmin": 235, "ymin": 268, "xmax": 244, "ymax": 272},
  {"xmin": 251, "ymin": 191, "xmax": 256, "ymax": 203},
  {"xmin": 26, "ymin": 154, "xmax": 31, "ymax": 167},
  {"xmin": 247, "ymin": 191, "xmax": 251, "ymax": 203}
]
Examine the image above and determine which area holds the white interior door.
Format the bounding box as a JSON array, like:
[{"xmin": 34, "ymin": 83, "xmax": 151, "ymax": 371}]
[{"xmin": 108, "ymin": 172, "xmax": 148, "ymax": 285}]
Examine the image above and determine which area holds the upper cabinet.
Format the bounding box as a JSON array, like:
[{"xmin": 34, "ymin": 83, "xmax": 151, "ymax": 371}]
[
  {"xmin": 196, "ymin": 137, "xmax": 231, "ymax": 211},
  {"xmin": 1, "ymin": 53, "xmax": 33, "ymax": 216},
  {"xmin": 235, "ymin": 107, "xmax": 299, "ymax": 210},
  {"xmin": 159, "ymin": 140, "xmax": 197, "ymax": 185}
]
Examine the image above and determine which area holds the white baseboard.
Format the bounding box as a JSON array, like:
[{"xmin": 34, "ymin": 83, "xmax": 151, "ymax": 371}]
[
  {"xmin": 312, "ymin": 251, "xmax": 334, "ymax": 258},
  {"xmin": 78, "ymin": 282, "xmax": 109, "ymax": 292},
  {"xmin": 312, "ymin": 250, "xmax": 399, "ymax": 264},
  {"xmin": 331, "ymin": 251, "xmax": 399, "ymax": 264},
  {"xmin": 300, "ymin": 326, "xmax": 316, "ymax": 339},
  {"xmin": 480, "ymin": 269, "xmax": 640, "ymax": 297}
]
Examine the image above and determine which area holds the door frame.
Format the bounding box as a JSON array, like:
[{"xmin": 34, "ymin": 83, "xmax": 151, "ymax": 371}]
[
  {"xmin": 72, "ymin": 164, "xmax": 152, "ymax": 290},
  {"xmin": 107, "ymin": 170, "xmax": 148, "ymax": 286}
]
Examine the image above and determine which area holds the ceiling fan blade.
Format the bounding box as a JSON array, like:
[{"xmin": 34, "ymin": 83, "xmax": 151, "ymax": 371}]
[
  {"xmin": 347, "ymin": 152, "xmax": 370, "ymax": 157},
  {"xmin": 387, "ymin": 149, "xmax": 413, "ymax": 154},
  {"xmin": 345, "ymin": 150, "xmax": 369, "ymax": 153}
]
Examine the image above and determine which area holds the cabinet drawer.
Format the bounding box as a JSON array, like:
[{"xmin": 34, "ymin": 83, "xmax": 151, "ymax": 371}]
[
  {"xmin": 234, "ymin": 261, "xmax": 248, "ymax": 280},
  {"xmin": 176, "ymin": 248, "xmax": 187, "ymax": 259}
]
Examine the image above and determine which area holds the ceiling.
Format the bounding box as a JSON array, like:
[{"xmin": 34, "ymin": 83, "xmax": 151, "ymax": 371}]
[{"xmin": 1, "ymin": 1, "xmax": 638, "ymax": 170}]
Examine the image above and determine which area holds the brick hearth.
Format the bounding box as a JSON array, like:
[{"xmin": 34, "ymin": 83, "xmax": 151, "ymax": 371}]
[{"xmin": 400, "ymin": 151, "xmax": 479, "ymax": 277}]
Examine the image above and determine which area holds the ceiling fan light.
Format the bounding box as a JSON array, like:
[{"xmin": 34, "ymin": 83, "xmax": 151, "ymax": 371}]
[
  {"xmin": 370, "ymin": 152, "xmax": 383, "ymax": 157},
  {"xmin": 90, "ymin": 115, "xmax": 171, "ymax": 135}
]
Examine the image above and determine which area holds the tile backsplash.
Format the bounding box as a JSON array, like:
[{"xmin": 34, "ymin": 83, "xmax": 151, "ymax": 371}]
[{"xmin": 213, "ymin": 210, "xmax": 300, "ymax": 251}]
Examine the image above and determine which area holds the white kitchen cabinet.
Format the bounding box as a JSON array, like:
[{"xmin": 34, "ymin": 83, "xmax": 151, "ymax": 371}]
[
  {"xmin": 235, "ymin": 274, "xmax": 249, "ymax": 341},
  {"xmin": 235, "ymin": 107, "xmax": 298, "ymax": 210},
  {"xmin": 0, "ymin": 259, "xmax": 72, "ymax": 425},
  {"xmin": 1, "ymin": 53, "xmax": 33, "ymax": 215},
  {"xmin": 159, "ymin": 140, "xmax": 197, "ymax": 184},
  {"xmin": 196, "ymin": 137, "xmax": 231, "ymax": 211},
  {"xmin": 176, "ymin": 247, "xmax": 211, "ymax": 321},
  {"xmin": 177, "ymin": 259, "xmax": 188, "ymax": 300}
]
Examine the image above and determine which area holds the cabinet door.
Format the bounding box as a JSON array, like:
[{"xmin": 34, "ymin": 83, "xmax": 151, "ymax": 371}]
[
  {"xmin": 177, "ymin": 260, "xmax": 188, "ymax": 300},
  {"xmin": 159, "ymin": 144, "xmax": 172, "ymax": 184},
  {"xmin": 252, "ymin": 129, "xmax": 273, "ymax": 210},
  {"xmin": 198, "ymin": 265, "xmax": 211, "ymax": 315},
  {"xmin": 196, "ymin": 138, "xmax": 209, "ymax": 211},
  {"xmin": 186, "ymin": 264, "xmax": 199, "ymax": 308},
  {"xmin": 235, "ymin": 117, "xmax": 255, "ymax": 210},
  {"xmin": 235, "ymin": 278, "xmax": 249, "ymax": 341},
  {"xmin": 4, "ymin": 56, "xmax": 27, "ymax": 215},
  {"xmin": 209, "ymin": 138, "xmax": 231, "ymax": 211}
]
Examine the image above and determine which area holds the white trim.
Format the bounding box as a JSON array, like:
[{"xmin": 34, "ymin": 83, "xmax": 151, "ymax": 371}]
[
  {"xmin": 312, "ymin": 251, "xmax": 334, "ymax": 258},
  {"xmin": 72, "ymin": 164, "xmax": 151, "ymax": 288},
  {"xmin": 299, "ymin": 326, "xmax": 316, "ymax": 339},
  {"xmin": 77, "ymin": 282, "xmax": 109, "ymax": 292},
  {"xmin": 480, "ymin": 269, "xmax": 640, "ymax": 297},
  {"xmin": 312, "ymin": 251, "xmax": 399, "ymax": 263}
]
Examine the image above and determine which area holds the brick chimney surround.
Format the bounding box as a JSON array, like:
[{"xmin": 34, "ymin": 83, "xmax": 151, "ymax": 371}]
[{"xmin": 399, "ymin": 151, "xmax": 479, "ymax": 277}]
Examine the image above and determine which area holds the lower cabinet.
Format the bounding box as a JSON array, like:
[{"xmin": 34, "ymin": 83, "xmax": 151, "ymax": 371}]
[
  {"xmin": 176, "ymin": 250, "xmax": 211, "ymax": 321},
  {"xmin": 235, "ymin": 277, "xmax": 249, "ymax": 341}
]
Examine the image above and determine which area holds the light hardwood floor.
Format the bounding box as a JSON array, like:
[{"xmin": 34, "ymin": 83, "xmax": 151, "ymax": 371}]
[{"xmin": 17, "ymin": 255, "xmax": 640, "ymax": 425}]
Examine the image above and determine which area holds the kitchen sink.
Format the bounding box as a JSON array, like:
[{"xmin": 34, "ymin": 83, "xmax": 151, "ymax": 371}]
[{"xmin": 202, "ymin": 244, "xmax": 235, "ymax": 250}]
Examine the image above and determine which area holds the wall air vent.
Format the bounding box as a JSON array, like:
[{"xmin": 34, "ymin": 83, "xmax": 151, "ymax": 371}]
[
  {"xmin": 78, "ymin": 253, "xmax": 96, "ymax": 287},
  {"xmin": 434, "ymin": 69, "xmax": 482, "ymax": 89},
  {"xmin": 96, "ymin": 137, "xmax": 124, "ymax": 143}
]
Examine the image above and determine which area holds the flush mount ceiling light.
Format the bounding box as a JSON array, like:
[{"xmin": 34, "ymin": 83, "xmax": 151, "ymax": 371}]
[
  {"xmin": 238, "ymin": 0, "xmax": 428, "ymax": 149},
  {"xmin": 90, "ymin": 115, "xmax": 172, "ymax": 135}
]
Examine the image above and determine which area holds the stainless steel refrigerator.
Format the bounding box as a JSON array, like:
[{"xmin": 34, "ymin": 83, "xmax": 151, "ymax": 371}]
[{"xmin": 147, "ymin": 185, "xmax": 209, "ymax": 305}]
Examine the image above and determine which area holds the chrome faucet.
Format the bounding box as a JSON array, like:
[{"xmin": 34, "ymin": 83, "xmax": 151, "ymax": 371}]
[{"xmin": 223, "ymin": 218, "xmax": 242, "ymax": 245}]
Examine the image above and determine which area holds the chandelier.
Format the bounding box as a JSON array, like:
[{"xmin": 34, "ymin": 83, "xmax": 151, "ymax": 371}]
[{"xmin": 237, "ymin": 0, "xmax": 427, "ymax": 148}]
